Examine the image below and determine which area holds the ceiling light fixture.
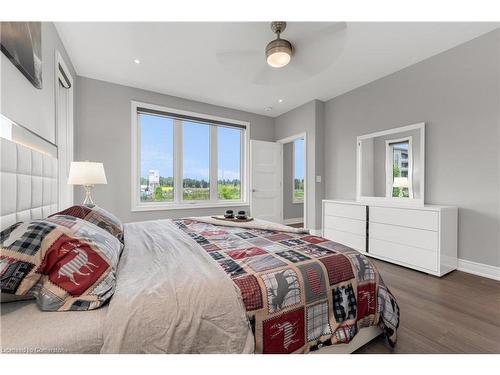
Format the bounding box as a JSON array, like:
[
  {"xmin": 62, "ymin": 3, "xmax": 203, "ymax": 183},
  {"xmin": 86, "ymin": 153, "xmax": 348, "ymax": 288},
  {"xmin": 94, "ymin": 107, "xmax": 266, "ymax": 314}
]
[
  {"xmin": 278, "ymin": 99, "xmax": 283, "ymax": 103},
  {"xmin": 133, "ymin": 59, "xmax": 141, "ymax": 64},
  {"xmin": 264, "ymin": 107, "xmax": 273, "ymax": 112},
  {"xmin": 266, "ymin": 22, "xmax": 292, "ymax": 68}
]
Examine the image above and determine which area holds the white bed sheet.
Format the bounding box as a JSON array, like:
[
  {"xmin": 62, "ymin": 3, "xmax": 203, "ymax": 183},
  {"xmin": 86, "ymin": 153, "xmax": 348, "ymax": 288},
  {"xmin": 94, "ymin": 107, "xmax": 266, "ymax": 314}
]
[
  {"xmin": 100, "ymin": 219, "xmax": 253, "ymax": 353},
  {"xmin": 0, "ymin": 300, "xmax": 107, "ymax": 354}
]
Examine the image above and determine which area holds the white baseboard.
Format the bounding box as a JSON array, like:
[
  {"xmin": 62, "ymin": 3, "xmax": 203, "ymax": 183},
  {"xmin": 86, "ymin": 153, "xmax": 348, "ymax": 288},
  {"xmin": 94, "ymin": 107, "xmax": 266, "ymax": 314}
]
[
  {"xmin": 283, "ymin": 217, "xmax": 303, "ymax": 225},
  {"xmin": 457, "ymin": 259, "xmax": 500, "ymax": 281},
  {"xmin": 310, "ymin": 229, "xmax": 321, "ymax": 236}
]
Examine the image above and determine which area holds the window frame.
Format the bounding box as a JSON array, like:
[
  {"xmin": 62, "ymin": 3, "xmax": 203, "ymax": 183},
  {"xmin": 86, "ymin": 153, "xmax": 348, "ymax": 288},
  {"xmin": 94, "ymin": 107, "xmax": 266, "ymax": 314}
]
[
  {"xmin": 131, "ymin": 101, "xmax": 249, "ymax": 211},
  {"xmin": 292, "ymin": 138, "xmax": 304, "ymax": 204}
]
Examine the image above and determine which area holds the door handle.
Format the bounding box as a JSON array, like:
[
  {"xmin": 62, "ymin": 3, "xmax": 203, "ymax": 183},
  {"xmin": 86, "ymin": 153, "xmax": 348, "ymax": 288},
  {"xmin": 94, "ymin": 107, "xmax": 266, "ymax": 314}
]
[{"xmin": 252, "ymin": 189, "xmax": 258, "ymax": 193}]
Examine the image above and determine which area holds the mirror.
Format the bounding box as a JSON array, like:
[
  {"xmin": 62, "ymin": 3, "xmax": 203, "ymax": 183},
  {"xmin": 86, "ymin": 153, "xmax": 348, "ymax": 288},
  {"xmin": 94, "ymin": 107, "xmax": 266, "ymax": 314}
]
[{"xmin": 356, "ymin": 123, "xmax": 425, "ymax": 207}]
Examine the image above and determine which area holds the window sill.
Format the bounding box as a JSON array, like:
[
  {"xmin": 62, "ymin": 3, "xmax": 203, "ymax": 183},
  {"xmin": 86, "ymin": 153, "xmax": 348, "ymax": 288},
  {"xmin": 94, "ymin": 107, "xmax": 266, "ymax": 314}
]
[
  {"xmin": 292, "ymin": 200, "xmax": 304, "ymax": 204},
  {"xmin": 132, "ymin": 201, "xmax": 249, "ymax": 212}
]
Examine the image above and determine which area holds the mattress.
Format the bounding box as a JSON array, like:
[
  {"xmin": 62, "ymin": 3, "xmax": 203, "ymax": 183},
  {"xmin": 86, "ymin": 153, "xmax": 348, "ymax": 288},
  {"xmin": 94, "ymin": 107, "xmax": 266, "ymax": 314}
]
[{"xmin": 0, "ymin": 300, "xmax": 108, "ymax": 354}]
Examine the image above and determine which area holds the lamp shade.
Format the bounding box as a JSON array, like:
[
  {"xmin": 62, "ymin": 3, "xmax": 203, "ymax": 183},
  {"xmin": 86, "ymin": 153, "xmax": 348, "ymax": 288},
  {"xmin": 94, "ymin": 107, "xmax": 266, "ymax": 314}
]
[
  {"xmin": 393, "ymin": 177, "xmax": 409, "ymax": 189},
  {"xmin": 67, "ymin": 161, "xmax": 107, "ymax": 185}
]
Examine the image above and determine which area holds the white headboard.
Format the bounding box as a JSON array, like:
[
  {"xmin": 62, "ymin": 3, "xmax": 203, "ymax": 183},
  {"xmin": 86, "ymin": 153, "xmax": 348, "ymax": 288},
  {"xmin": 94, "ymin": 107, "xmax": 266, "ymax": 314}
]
[{"xmin": 0, "ymin": 137, "xmax": 58, "ymax": 231}]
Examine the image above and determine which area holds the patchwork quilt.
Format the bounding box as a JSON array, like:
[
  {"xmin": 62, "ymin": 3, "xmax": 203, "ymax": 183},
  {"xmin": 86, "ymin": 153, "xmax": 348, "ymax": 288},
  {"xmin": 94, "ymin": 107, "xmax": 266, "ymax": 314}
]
[
  {"xmin": 0, "ymin": 215, "xmax": 122, "ymax": 311},
  {"xmin": 51, "ymin": 205, "xmax": 124, "ymax": 241},
  {"xmin": 174, "ymin": 219, "xmax": 399, "ymax": 354}
]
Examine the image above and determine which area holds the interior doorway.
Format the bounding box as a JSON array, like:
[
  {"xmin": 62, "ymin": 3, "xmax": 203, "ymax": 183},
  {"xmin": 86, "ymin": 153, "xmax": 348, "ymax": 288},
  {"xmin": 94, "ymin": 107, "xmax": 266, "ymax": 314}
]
[{"xmin": 278, "ymin": 133, "xmax": 307, "ymax": 228}]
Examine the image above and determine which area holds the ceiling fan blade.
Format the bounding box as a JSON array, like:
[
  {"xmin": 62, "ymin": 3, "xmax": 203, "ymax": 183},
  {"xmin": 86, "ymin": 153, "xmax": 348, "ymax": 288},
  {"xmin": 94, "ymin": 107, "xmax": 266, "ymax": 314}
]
[
  {"xmin": 290, "ymin": 22, "xmax": 347, "ymax": 77},
  {"xmin": 253, "ymin": 66, "xmax": 272, "ymax": 84},
  {"xmin": 215, "ymin": 50, "xmax": 260, "ymax": 64},
  {"xmin": 288, "ymin": 60, "xmax": 315, "ymax": 77},
  {"xmin": 253, "ymin": 63, "xmax": 309, "ymax": 85},
  {"xmin": 294, "ymin": 22, "xmax": 347, "ymax": 46}
]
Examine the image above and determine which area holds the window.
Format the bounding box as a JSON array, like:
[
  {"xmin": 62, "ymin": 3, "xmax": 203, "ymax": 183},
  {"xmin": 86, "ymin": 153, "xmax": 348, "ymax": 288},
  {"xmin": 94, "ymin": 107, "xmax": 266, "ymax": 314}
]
[
  {"xmin": 293, "ymin": 138, "xmax": 304, "ymax": 203},
  {"xmin": 218, "ymin": 126, "xmax": 241, "ymax": 200},
  {"xmin": 139, "ymin": 113, "xmax": 174, "ymax": 203},
  {"xmin": 385, "ymin": 137, "xmax": 413, "ymax": 199},
  {"xmin": 132, "ymin": 102, "xmax": 248, "ymax": 210},
  {"xmin": 183, "ymin": 121, "xmax": 210, "ymax": 200}
]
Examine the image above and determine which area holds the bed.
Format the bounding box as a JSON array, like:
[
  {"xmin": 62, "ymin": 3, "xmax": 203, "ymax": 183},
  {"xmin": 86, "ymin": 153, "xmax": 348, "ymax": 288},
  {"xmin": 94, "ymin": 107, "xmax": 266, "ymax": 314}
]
[{"xmin": 0, "ymin": 134, "xmax": 399, "ymax": 354}]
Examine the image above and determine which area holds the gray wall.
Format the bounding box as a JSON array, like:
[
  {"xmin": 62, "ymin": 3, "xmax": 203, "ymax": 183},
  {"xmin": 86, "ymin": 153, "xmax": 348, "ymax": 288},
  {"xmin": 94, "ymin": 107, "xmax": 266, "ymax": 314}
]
[
  {"xmin": 274, "ymin": 100, "xmax": 325, "ymax": 230},
  {"xmin": 324, "ymin": 29, "xmax": 500, "ymax": 267},
  {"xmin": 1, "ymin": 22, "xmax": 76, "ymax": 143},
  {"xmin": 283, "ymin": 142, "xmax": 304, "ymax": 221},
  {"xmin": 75, "ymin": 77, "xmax": 275, "ymax": 223}
]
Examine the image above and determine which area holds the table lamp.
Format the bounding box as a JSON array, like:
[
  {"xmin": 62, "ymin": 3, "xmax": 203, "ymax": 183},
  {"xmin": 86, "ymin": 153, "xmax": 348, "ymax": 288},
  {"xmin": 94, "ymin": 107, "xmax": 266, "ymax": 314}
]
[{"xmin": 67, "ymin": 161, "xmax": 107, "ymax": 207}]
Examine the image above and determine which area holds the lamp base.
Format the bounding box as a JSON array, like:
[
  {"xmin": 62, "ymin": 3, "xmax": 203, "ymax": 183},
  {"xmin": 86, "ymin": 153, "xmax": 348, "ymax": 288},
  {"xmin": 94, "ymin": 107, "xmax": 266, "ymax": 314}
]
[{"xmin": 82, "ymin": 185, "xmax": 96, "ymax": 208}]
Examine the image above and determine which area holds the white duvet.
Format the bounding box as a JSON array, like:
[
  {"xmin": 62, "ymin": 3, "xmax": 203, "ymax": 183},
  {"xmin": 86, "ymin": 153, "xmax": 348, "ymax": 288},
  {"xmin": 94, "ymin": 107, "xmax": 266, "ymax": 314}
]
[{"xmin": 101, "ymin": 219, "xmax": 254, "ymax": 353}]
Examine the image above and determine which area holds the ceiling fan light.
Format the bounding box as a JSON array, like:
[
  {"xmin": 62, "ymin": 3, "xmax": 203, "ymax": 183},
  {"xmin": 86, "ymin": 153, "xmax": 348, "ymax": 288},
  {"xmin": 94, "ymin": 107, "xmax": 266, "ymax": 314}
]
[
  {"xmin": 267, "ymin": 51, "xmax": 291, "ymax": 68},
  {"xmin": 266, "ymin": 38, "xmax": 292, "ymax": 68}
]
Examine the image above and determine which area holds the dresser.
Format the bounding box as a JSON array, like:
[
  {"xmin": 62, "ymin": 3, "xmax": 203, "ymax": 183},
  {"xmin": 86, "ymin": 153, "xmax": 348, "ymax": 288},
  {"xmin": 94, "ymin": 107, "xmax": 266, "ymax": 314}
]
[{"xmin": 322, "ymin": 199, "xmax": 458, "ymax": 277}]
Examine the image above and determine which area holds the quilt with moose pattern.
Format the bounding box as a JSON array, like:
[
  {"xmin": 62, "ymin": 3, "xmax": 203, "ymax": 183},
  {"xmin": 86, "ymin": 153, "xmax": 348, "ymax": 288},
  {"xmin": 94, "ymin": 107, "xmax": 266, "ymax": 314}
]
[
  {"xmin": 1, "ymin": 214, "xmax": 122, "ymax": 311},
  {"xmin": 174, "ymin": 218, "xmax": 399, "ymax": 354}
]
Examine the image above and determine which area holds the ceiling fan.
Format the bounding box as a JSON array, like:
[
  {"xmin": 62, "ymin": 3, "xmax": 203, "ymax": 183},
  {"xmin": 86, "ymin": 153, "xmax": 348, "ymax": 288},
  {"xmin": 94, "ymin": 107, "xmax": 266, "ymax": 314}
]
[
  {"xmin": 215, "ymin": 21, "xmax": 347, "ymax": 85},
  {"xmin": 265, "ymin": 21, "xmax": 293, "ymax": 68}
]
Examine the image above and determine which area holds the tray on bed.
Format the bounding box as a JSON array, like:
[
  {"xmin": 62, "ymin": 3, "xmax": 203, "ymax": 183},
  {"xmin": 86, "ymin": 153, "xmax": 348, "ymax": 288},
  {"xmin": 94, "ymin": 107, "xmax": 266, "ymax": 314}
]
[{"xmin": 211, "ymin": 215, "xmax": 254, "ymax": 222}]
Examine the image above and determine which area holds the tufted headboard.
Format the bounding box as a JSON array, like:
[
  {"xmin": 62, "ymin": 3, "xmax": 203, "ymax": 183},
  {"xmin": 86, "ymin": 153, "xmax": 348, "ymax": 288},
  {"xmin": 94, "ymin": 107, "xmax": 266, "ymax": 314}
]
[{"xmin": 0, "ymin": 136, "xmax": 58, "ymax": 231}]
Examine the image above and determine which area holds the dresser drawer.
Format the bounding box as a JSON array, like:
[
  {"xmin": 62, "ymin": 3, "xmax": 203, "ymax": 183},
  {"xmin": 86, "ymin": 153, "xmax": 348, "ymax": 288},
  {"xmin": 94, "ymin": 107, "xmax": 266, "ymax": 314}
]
[
  {"xmin": 323, "ymin": 228, "xmax": 366, "ymax": 253},
  {"xmin": 323, "ymin": 215, "xmax": 365, "ymax": 236},
  {"xmin": 324, "ymin": 202, "xmax": 366, "ymax": 221},
  {"xmin": 370, "ymin": 238, "xmax": 438, "ymax": 272},
  {"xmin": 370, "ymin": 222, "xmax": 438, "ymax": 251},
  {"xmin": 370, "ymin": 206, "xmax": 438, "ymax": 231}
]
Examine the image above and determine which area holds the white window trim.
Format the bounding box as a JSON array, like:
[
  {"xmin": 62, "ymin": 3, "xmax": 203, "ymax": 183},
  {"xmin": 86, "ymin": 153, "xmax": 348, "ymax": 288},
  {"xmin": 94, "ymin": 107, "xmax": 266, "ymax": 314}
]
[
  {"xmin": 385, "ymin": 136, "xmax": 414, "ymax": 199},
  {"xmin": 131, "ymin": 101, "xmax": 250, "ymax": 211},
  {"xmin": 292, "ymin": 139, "xmax": 304, "ymax": 204}
]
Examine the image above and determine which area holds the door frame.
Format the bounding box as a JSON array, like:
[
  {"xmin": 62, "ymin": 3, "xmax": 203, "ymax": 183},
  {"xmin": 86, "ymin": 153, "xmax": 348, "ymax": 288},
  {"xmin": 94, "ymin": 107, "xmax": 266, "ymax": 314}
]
[
  {"xmin": 55, "ymin": 50, "xmax": 74, "ymax": 209},
  {"xmin": 277, "ymin": 132, "xmax": 307, "ymax": 228}
]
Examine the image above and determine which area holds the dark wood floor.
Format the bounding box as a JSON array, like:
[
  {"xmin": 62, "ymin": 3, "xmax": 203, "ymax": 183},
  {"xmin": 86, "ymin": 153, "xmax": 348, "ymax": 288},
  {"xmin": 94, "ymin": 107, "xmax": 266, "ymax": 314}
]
[{"xmin": 355, "ymin": 259, "xmax": 500, "ymax": 354}]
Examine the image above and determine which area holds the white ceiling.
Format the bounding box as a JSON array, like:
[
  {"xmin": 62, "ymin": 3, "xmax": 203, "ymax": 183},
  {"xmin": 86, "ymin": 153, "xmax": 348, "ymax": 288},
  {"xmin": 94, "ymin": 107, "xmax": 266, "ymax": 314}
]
[{"xmin": 55, "ymin": 22, "xmax": 498, "ymax": 117}]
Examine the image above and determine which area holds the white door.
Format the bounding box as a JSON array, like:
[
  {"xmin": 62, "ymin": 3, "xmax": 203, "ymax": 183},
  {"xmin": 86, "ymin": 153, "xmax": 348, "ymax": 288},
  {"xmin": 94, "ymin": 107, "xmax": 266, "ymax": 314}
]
[{"xmin": 250, "ymin": 140, "xmax": 282, "ymax": 223}]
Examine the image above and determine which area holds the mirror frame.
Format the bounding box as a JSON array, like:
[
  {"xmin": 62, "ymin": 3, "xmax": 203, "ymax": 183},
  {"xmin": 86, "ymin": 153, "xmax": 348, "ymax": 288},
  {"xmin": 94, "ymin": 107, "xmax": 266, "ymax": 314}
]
[{"xmin": 356, "ymin": 122, "xmax": 425, "ymax": 207}]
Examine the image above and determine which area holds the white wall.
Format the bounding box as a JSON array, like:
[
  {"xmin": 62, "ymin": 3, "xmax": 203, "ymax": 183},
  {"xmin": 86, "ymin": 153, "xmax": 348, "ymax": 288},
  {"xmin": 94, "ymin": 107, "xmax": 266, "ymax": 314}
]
[
  {"xmin": 1, "ymin": 22, "xmax": 76, "ymax": 143},
  {"xmin": 75, "ymin": 76, "xmax": 275, "ymax": 223},
  {"xmin": 324, "ymin": 29, "xmax": 500, "ymax": 267}
]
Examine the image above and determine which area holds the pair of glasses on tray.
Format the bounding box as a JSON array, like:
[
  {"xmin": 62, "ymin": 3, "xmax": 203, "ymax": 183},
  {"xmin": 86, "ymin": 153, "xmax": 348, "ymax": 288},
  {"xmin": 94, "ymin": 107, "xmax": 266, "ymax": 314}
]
[{"xmin": 212, "ymin": 210, "xmax": 253, "ymax": 222}]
